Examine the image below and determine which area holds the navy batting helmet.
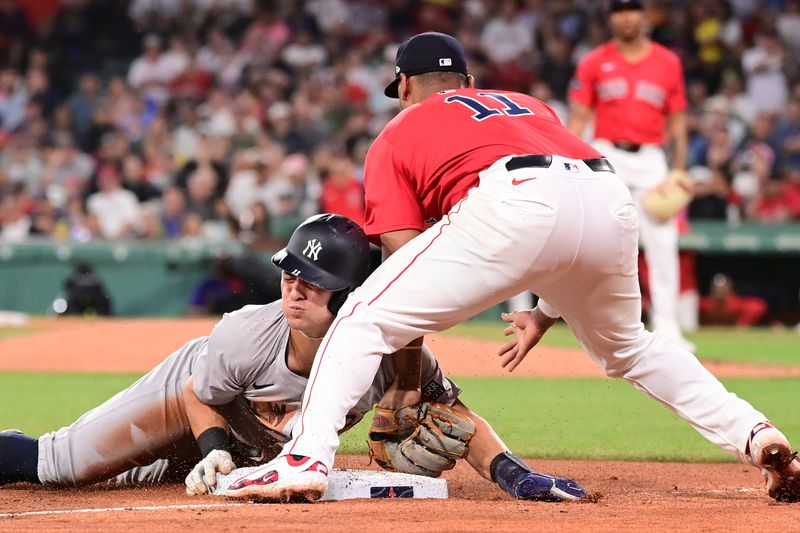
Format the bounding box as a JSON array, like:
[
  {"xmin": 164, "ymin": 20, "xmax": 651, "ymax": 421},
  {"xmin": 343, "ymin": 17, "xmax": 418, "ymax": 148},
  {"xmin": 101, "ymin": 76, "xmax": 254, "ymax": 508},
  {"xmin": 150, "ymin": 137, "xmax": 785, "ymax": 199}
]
[{"xmin": 271, "ymin": 213, "xmax": 371, "ymax": 314}]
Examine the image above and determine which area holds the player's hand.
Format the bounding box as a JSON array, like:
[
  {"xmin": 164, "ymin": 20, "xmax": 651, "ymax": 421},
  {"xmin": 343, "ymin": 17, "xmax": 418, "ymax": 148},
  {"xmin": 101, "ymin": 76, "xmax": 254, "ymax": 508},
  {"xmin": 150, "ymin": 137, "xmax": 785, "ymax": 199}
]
[
  {"xmin": 185, "ymin": 449, "xmax": 236, "ymax": 495},
  {"xmin": 498, "ymin": 308, "xmax": 556, "ymax": 372},
  {"xmin": 377, "ymin": 380, "xmax": 421, "ymax": 410}
]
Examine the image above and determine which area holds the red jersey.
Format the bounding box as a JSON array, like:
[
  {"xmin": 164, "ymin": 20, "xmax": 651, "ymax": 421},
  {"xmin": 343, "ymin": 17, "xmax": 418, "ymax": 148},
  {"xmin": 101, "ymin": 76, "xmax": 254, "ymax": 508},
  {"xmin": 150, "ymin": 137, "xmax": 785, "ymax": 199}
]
[
  {"xmin": 569, "ymin": 41, "xmax": 686, "ymax": 145},
  {"xmin": 363, "ymin": 88, "xmax": 602, "ymax": 238}
]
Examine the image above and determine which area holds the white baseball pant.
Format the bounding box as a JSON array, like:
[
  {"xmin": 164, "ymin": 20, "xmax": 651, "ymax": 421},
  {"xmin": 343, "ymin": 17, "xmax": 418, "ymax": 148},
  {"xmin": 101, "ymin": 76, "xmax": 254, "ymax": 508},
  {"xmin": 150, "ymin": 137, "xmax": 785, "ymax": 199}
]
[
  {"xmin": 591, "ymin": 139, "xmax": 684, "ymax": 342},
  {"xmin": 283, "ymin": 154, "xmax": 766, "ymax": 469}
]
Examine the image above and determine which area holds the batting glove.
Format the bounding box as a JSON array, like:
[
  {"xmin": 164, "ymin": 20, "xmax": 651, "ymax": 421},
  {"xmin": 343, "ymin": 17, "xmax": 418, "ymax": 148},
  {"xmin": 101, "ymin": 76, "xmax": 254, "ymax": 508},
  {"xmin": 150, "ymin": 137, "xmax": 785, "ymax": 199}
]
[{"xmin": 185, "ymin": 449, "xmax": 236, "ymax": 495}]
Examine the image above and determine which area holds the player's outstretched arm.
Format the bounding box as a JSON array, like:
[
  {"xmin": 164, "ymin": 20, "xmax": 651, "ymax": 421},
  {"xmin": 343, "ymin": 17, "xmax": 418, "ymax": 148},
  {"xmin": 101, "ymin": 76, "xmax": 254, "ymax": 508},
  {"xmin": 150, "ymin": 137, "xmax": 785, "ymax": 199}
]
[
  {"xmin": 182, "ymin": 376, "xmax": 236, "ymax": 495},
  {"xmin": 497, "ymin": 307, "xmax": 558, "ymax": 372}
]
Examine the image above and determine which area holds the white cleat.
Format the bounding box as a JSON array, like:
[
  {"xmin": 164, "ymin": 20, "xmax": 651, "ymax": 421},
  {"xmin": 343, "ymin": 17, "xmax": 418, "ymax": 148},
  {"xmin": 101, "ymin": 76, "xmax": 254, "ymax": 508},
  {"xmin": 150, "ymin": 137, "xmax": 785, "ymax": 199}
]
[{"xmin": 224, "ymin": 454, "xmax": 328, "ymax": 502}]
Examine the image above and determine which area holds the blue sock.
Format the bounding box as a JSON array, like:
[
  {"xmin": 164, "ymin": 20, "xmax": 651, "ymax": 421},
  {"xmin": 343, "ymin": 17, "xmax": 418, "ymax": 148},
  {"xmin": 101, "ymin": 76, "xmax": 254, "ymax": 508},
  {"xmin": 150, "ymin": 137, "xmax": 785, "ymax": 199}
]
[
  {"xmin": 0, "ymin": 433, "xmax": 40, "ymax": 484},
  {"xmin": 490, "ymin": 451, "xmax": 533, "ymax": 497}
]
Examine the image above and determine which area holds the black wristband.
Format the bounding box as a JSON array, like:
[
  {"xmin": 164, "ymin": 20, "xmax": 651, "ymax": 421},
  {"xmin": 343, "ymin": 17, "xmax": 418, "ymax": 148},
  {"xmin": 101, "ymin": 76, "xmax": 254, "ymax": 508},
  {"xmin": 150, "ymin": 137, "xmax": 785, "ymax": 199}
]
[{"xmin": 196, "ymin": 427, "xmax": 229, "ymax": 457}]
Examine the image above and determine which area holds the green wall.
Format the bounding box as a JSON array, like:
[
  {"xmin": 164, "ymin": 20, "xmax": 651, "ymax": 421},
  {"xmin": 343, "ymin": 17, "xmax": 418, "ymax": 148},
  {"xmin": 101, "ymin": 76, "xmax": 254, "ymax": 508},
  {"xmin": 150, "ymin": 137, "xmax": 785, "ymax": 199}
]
[{"xmin": 0, "ymin": 240, "xmax": 253, "ymax": 316}]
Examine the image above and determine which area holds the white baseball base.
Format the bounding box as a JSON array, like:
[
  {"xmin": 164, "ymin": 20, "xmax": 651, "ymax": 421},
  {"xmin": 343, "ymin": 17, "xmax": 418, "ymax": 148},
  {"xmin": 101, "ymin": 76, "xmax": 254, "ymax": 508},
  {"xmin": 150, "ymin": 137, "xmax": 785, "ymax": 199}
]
[{"xmin": 212, "ymin": 468, "xmax": 448, "ymax": 500}]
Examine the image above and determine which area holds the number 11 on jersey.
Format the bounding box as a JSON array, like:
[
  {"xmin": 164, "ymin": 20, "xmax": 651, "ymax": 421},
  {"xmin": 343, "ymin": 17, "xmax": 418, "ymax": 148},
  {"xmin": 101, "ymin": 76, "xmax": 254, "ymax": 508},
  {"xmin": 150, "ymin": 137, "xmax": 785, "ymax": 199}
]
[{"xmin": 444, "ymin": 92, "xmax": 534, "ymax": 121}]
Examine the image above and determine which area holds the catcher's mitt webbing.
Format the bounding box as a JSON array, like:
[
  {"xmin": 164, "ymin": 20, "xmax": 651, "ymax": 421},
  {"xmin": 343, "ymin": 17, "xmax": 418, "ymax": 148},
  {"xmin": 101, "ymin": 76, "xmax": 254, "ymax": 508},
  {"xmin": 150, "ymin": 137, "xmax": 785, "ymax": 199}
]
[{"xmin": 368, "ymin": 402, "xmax": 476, "ymax": 477}]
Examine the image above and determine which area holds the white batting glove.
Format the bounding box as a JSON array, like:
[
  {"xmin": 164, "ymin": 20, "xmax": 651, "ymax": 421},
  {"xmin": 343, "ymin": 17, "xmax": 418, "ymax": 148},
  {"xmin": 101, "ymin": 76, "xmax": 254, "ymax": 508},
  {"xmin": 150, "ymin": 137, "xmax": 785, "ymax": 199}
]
[{"xmin": 185, "ymin": 449, "xmax": 236, "ymax": 495}]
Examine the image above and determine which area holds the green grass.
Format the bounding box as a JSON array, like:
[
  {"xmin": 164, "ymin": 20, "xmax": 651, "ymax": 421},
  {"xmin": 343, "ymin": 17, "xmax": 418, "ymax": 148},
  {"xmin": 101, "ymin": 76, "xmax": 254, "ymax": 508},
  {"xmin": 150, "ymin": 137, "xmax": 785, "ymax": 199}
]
[
  {"xmin": 3, "ymin": 372, "xmax": 797, "ymax": 463},
  {"xmin": 444, "ymin": 321, "xmax": 800, "ymax": 366},
  {"xmin": 0, "ymin": 373, "xmax": 142, "ymax": 436}
]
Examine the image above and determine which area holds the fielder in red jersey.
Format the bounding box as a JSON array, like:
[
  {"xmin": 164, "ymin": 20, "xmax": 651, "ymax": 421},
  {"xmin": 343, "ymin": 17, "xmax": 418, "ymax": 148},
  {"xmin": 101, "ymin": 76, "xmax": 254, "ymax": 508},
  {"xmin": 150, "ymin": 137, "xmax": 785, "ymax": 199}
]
[
  {"xmin": 236, "ymin": 30, "xmax": 800, "ymax": 506},
  {"xmin": 364, "ymin": 88, "xmax": 602, "ymax": 238},
  {"xmin": 569, "ymin": 40, "xmax": 686, "ymax": 145},
  {"xmin": 568, "ymin": 0, "xmax": 694, "ymax": 354}
]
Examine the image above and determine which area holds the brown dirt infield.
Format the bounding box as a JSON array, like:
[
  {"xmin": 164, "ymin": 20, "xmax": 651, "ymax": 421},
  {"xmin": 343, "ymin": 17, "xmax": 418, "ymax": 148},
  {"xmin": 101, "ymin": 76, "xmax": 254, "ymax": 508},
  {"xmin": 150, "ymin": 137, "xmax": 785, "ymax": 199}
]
[{"xmin": 1, "ymin": 317, "xmax": 798, "ymax": 530}]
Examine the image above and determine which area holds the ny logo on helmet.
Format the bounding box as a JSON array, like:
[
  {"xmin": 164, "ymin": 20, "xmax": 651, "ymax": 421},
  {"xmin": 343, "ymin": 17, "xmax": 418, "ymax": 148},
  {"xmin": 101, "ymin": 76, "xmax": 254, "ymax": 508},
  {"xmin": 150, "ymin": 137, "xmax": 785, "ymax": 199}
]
[{"xmin": 303, "ymin": 239, "xmax": 322, "ymax": 261}]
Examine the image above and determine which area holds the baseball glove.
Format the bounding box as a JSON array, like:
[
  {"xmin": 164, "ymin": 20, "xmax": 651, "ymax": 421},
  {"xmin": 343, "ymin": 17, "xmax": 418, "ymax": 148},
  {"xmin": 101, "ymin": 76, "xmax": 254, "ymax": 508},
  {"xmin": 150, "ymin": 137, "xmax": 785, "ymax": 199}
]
[
  {"xmin": 368, "ymin": 402, "xmax": 476, "ymax": 477},
  {"xmin": 641, "ymin": 169, "xmax": 694, "ymax": 223}
]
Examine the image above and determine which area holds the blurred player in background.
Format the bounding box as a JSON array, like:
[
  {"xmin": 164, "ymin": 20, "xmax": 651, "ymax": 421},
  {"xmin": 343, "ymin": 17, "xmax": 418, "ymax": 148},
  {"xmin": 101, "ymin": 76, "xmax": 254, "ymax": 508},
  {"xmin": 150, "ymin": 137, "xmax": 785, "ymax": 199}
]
[{"xmin": 567, "ymin": 0, "xmax": 696, "ymax": 352}]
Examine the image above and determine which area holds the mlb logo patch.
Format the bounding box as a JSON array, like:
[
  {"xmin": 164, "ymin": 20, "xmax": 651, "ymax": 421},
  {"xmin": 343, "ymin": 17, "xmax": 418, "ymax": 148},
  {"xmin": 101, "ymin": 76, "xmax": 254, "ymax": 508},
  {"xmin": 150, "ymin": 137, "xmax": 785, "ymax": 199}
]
[
  {"xmin": 439, "ymin": 58, "xmax": 452, "ymax": 66},
  {"xmin": 564, "ymin": 162, "xmax": 580, "ymax": 172}
]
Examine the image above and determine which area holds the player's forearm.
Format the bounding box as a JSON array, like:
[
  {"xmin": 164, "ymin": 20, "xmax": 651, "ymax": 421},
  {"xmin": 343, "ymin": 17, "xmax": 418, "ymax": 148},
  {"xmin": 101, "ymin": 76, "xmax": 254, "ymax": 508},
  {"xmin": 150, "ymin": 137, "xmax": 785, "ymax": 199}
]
[
  {"xmin": 451, "ymin": 400, "xmax": 507, "ymax": 481},
  {"xmin": 380, "ymin": 228, "xmax": 421, "ymax": 258},
  {"xmin": 183, "ymin": 377, "xmax": 228, "ymax": 440},
  {"xmin": 393, "ymin": 338, "xmax": 423, "ymax": 391},
  {"xmin": 566, "ymin": 103, "xmax": 592, "ymax": 137},
  {"xmin": 668, "ymin": 112, "xmax": 688, "ymax": 170}
]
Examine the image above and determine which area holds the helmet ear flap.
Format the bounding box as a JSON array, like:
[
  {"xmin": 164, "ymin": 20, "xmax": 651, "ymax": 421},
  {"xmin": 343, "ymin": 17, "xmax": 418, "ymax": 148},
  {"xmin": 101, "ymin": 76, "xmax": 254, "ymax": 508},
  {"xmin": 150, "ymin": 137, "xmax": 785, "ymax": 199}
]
[{"xmin": 327, "ymin": 288, "xmax": 353, "ymax": 315}]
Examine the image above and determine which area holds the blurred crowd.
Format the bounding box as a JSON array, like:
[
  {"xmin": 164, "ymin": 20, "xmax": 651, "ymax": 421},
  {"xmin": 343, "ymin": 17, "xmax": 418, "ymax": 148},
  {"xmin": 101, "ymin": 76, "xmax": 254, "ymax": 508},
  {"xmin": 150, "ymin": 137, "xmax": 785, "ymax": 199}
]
[{"xmin": 1, "ymin": 0, "xmax": 800, "ymax": 247}]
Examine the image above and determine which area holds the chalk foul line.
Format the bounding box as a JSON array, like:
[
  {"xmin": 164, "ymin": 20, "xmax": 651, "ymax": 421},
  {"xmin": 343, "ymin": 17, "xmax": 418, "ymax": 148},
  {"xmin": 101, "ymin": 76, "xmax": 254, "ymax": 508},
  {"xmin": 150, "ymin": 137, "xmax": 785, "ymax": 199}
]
[{"xmin": 0, "ymin": 502, "xmax": 248, "ymax": 518}]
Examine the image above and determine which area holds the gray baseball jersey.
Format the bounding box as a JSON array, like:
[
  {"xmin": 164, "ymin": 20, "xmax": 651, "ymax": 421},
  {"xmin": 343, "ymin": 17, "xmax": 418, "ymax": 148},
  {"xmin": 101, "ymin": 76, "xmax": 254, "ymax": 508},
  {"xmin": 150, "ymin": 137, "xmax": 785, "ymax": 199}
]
[{"xmin": 37, "ymin": 301, "xmax": 460, "ymax": 486}]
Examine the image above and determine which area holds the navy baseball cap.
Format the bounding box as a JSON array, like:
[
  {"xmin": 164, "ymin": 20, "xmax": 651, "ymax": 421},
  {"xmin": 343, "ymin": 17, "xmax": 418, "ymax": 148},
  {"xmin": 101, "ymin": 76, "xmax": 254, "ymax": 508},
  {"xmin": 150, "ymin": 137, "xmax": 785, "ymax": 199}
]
[
  {"xmin": 384, "ymin": 32, "xmax": 468, "ymax": 98},
  {"xmin": 609, "ymin": 0, "xmax": 643, "ymax": 11}
]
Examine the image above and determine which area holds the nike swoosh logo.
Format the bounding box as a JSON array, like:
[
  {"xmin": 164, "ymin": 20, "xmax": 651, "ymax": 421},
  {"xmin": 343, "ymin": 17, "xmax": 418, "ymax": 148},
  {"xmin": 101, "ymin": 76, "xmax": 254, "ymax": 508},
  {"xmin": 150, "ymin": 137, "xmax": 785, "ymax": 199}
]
[
  {"xmin": 511, "ymin": 177, "xmax": 538, "ymax": 186},
  {"xmin": 252, "ymin": 383, "xmax": 275, "ymax": 390}
]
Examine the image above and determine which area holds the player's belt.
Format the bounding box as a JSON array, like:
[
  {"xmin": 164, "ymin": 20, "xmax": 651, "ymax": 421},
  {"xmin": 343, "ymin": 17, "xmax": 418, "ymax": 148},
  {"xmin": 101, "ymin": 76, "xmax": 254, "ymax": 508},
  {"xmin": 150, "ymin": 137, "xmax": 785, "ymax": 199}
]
[
  {"xmin": 505, "ymin": 155, "xmax": 615, "ymax": 173},
  {"xmin": 612, "ymin": 141, "xmax": 642, "ymax": 152}
]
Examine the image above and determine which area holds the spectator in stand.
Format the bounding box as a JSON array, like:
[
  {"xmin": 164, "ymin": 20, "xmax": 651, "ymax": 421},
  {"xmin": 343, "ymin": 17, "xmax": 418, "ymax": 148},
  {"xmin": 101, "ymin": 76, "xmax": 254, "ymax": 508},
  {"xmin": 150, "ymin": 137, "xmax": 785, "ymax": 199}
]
[
  {"xmin": 687, "ymin": 165, "xmax": 732, "ymax": 220},
  {"xmin": 691, "ymin": 3, "xmax": 726, "ymax": 93},
  {"xmin": 319, "ymin": 150, "xmax": 364, "ymax": 226},
  {"xmin": 127, "ymin": 34, "xmax": 180, "ymax": 107},
  {"xmin": 0, "ymin": 136, "xmax": 44, "ymax": 195},
  {"xmin": 776, "ymin": 0, "xmax": 800, "ymax": 53},
  {"xmin": 785, "ymin": 167, "xmax": 800, "ymax": 220},
  {"xmin": 281, "ymin": 28, "xmax": 328, "ymax": 72},
  {"xmin": 0, "ymin": 187, "xmax": 31, "ymax": 241},
  {"xmin": 480, "ymin": 0, "xmax": 533, "ymax": 65},
  {"xmin": 196, "ymin": 28, "xmax": 238, "ymax": 82},
  {"xmin": 481, "ymin": 0, "xmax": 536, "ymax": 91},
  {"xmin": 160, "ymin": 34, "xmax": 191, "ymax": 83},
  {"xmin": 700, "ymin": 273, "xmax": 768, "ymax": 327},
  {"xmin": 60, "ymin": 193, "xmax": 94, "ymax": 242},
  {"xmin": 747, "ymin": 176, "xmax": 800, "ymax": 223},
  {"xmin": 0, "ymin": 69, "xmax": 29, "ymax": 133},
  {"xmin": 86, "ymin": 165, "xmax": 144, "ymax": 240},
  {"xmin": 238, "ymin": 6, "xmax": 292, "ymax": 70},
  {"xmin": 185, "ymin": 165, "xmax": 221, "ymax": 222},
  {"xmin": 157, "ymin": 185, "xmax": 190, "ymax": 239},
  {"xmin": 266, "ymin": 100, "xmax": 307, "ymax": 154},
  {"xmin": 707, "ymin": 71, "xmax": 751, "ymax": 128},
  {"xmin": 741, "ymin": 30, "xmax": 788, "ymax": 117},
  {"xmin": 225, "ymin": 155, "xmax": 276, "ymax": 222},
  {"xmin": 731, "ymin": 113, "xmax": 777, "ymax": 208},
  {"xmin": 275, "ymin": 152, "xmax": 320, "ymax": 218},
  {"xmin": 121, "ymin": 153, "xmax": 161, "ymax": 204},
  {"xmin": 67, "ymin": 73, "xmax": 104, "ymax": 151},
  {"xmin": 41, "ymin": 132, "xmax": 94, "ymax": 199},
  {"xmin": 773, "ymin": 98, "xmax": 800, "ymax": 174},
  {"xmin": 28, "ymin": 193, "xmax": 58, "ymax": 237},
  {"xmin": 538, "ymin": 32, "xmax": 576, "ymax": 102}
]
